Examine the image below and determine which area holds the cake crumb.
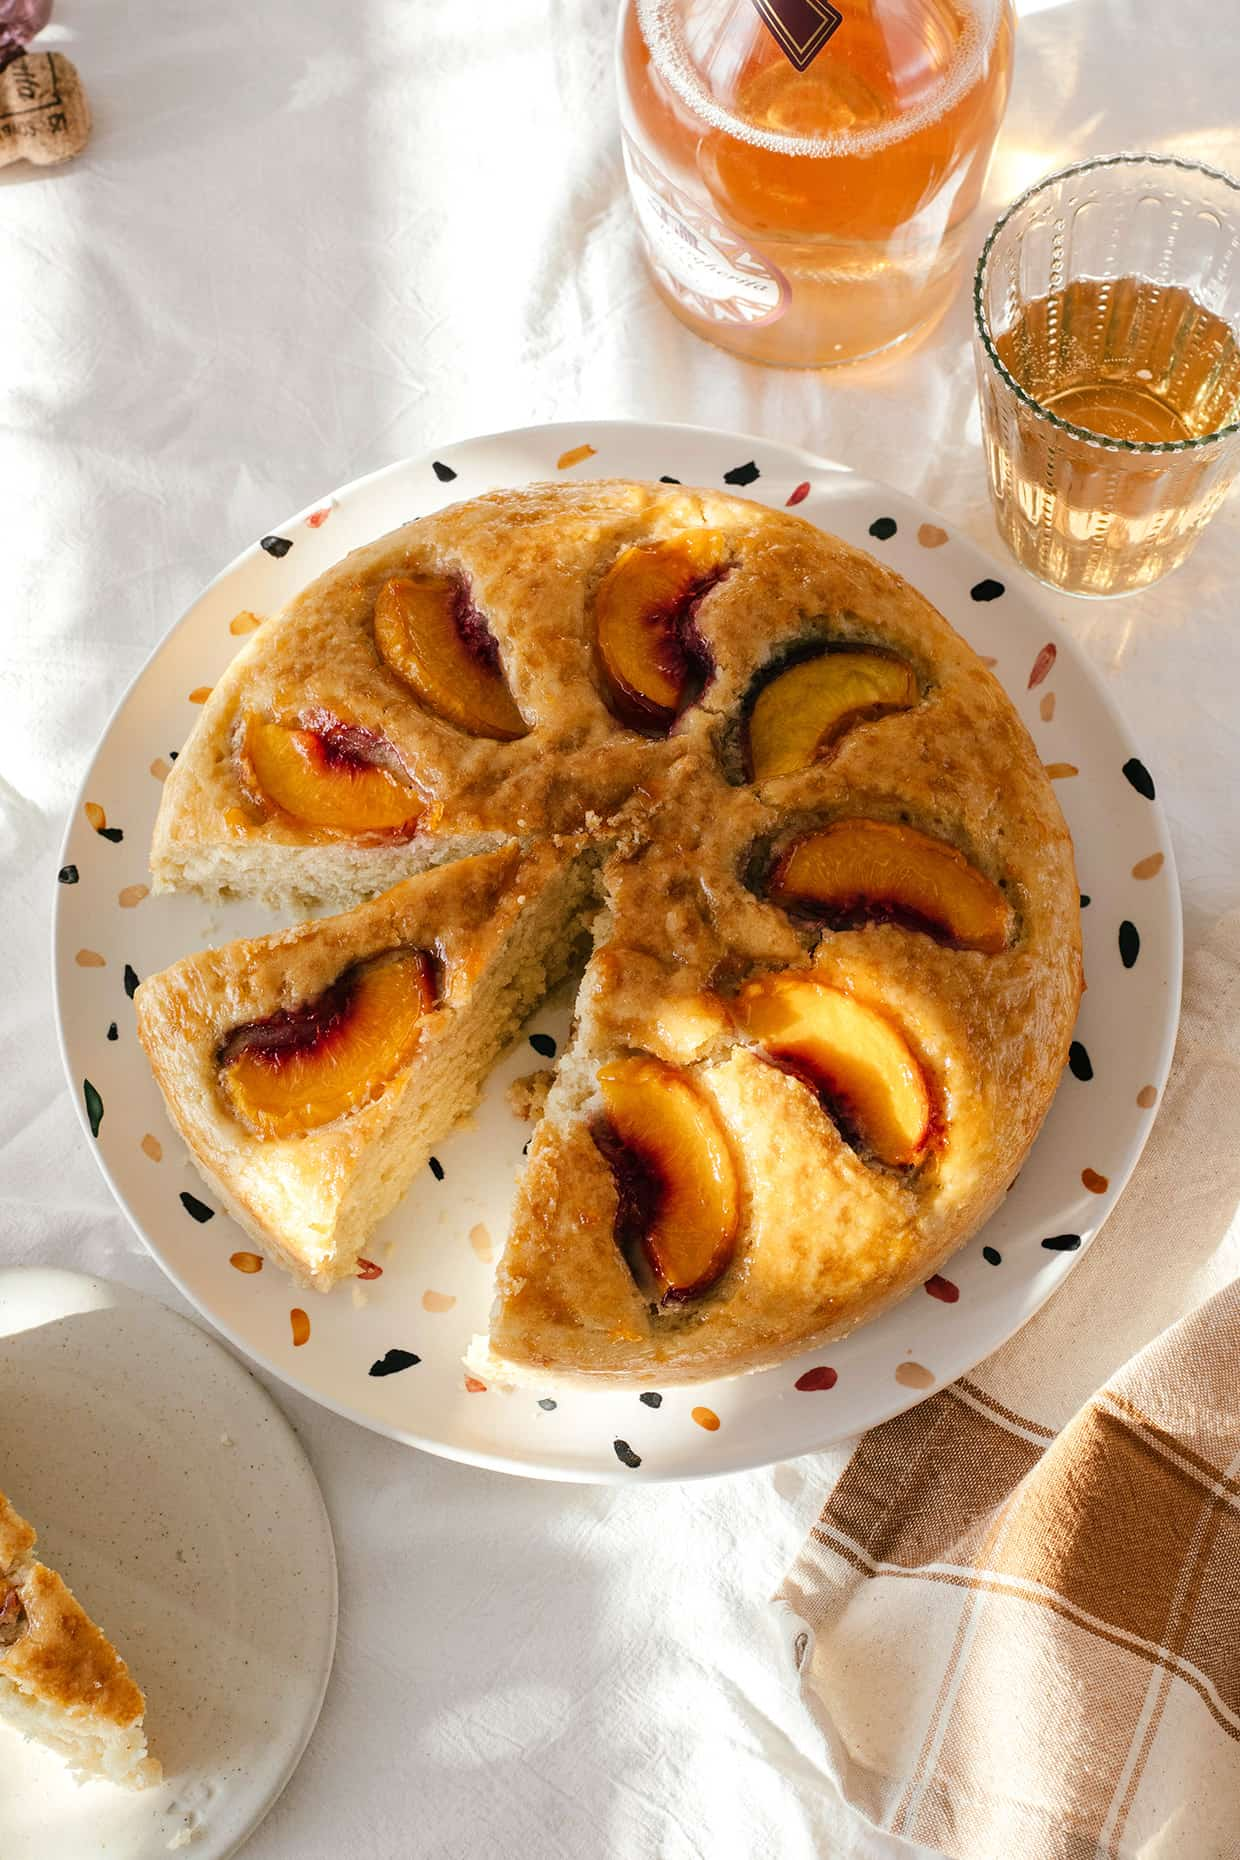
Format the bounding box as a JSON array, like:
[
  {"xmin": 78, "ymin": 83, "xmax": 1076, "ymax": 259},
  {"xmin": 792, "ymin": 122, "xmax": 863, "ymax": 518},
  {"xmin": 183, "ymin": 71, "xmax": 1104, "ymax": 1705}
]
[
  {"xmin": 167, "ymin": 1826, "xmax": 198, "ymax": 1851},
  {"xmin": 219, "ymin": 1432, "xmax": 234, "ymax": 1448},
  {"xmin": 507, "ymin": 1069, "xmax": 554, "ymax": 1123}
]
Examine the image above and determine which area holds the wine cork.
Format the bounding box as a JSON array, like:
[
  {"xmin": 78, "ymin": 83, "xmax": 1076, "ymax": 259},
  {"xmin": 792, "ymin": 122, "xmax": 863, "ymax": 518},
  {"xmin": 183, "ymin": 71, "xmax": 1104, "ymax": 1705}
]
[{"xmin": 0, "ymin": 50, "xmax": 90, "ymax": 166}]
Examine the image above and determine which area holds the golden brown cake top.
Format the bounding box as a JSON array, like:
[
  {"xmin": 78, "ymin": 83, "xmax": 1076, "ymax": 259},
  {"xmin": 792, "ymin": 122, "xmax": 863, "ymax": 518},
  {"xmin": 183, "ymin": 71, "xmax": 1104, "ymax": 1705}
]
[
  {"xmin": 154, "ymin": 478, "xmax": 1062, "ymax": 866},
  {"xmin": 145, "ymin": 478, "xmax": 1082, "ymax": 1384}
]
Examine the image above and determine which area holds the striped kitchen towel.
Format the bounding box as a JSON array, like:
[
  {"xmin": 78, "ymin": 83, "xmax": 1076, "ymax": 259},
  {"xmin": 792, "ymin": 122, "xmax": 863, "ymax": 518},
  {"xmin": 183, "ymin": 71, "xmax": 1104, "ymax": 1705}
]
[{"xmin": 777, "ymin": 913, "xmax": 1240, "ymax": 1860}]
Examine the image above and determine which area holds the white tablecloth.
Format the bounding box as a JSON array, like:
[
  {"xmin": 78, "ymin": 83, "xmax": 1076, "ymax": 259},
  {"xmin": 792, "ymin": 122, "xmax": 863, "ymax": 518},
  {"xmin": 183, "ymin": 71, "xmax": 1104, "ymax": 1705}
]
[{"xmin": 3, "ymin": 3, "xmax": 1237, "ymax": 1855}]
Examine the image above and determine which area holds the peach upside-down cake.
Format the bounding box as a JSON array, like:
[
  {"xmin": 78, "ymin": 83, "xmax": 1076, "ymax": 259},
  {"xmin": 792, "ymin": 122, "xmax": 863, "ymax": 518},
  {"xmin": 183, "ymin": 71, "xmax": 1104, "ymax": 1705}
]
[{"xmin": 138, "ymin": 479, "xmax": 1082, "ymax": 1385}]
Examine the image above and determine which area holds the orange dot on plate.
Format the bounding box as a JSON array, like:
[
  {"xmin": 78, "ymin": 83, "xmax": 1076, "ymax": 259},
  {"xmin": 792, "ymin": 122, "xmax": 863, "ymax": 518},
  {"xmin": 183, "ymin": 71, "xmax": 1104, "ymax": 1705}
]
[
  {"xmin": 1081, "ymin": 1167, "xmax": 1109, "ymax": 1193},
  {"xmin": 229, "ymin": 609, "xmax": 262, "ymax": 635},
  {"xmin": 84, "ymin": 801, "xmax": 106, "ymax": 831},
  {"xmin": 231, "ymin": 1251, "xmax": 263, "ymax": 1273},
  {"xmin": 691, "ymin": 1405, "xmax": 721, "ymax": 1431},
  {"xmin": 469, "ymin": 1222, "xmax": 493, "ymax": 1263},
  {"xmin": 305, "ymin": 507, "xmax": 333, "ymax": 529},
  {"xmin": 1039, "ymin": 691, "xmax": 1056, "ymax": 722},
  {"xmin": 75, "ymin": 948, "xmax": 105, "ymax": 968},
  {"xmin": 1137, "ymin": 1084, "xmax": 1158, "ymax": 1109},
  {"xmin": 464, "ymin": 1374, "xmax": 487, "ymax": 1393},
  {"xmin": 290, "ymin": 1307, "xmax": 310, "ymax": 1346},
  {"xmin": 1045, "ymin": 762, "xmax": 1078, "ymax": 780},
  {"xmin": 895, "ymin": 1361, "xmax": 935, "ymax": 1389},
  {"xmin": 1132, "ymin": 852, "xmax": 1164, "ymax": 880},
  {"xmin": 978, "ymin": 654, "xmax": 998, "ymax": 668},
  {"xmin": 140, "ymin": 1133, "xmax": 162, "ymax": 1162},
  {"xmin": 917, "ymin": 523, "xmax": 948, "ymax": 548},
  {"xmin": 188, "ymin": 686, "xmax": 213, "ymax": 705},
  {"xmin": 422, "ymin": 1289, "xmax": 456, "ymax": 1313},
  {"xmin": 118, "ymin": 884, "xmax": 148, "ymax": 909},
  {"xmin": 556, "ymin": 443, "xmax": 596, "ymax": 471},
  {"xmin": 149, "ymin": 757, "xmax": 171, "ymax": 781}
]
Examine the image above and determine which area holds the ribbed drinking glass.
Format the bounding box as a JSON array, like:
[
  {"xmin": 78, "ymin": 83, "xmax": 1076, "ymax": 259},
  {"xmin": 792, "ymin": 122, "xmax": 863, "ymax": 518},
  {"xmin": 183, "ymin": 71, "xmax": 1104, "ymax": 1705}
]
[{"xmin": 973, "ymin": 154, "xmax": 1240, "ymax": 597}]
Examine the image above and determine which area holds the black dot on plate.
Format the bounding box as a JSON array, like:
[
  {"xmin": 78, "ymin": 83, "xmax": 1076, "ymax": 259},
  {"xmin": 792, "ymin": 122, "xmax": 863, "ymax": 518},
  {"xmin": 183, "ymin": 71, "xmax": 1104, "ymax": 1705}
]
[
  {"xmin": 970, "ymin": 578, "xmax": 1005, "ymax": 602},
  {"xmin": 369, "ymin": 1348, "xmax": 421, "ymax": 1377},
  {"xmin": 1080, "ymin": 894, "xmax": 1091, "ymax": 909},
  {"xmin": 106, "ymin": 1021, "xmax": 118, "ymax": 1042},
  {"xmin": 538, "ymin": 1398, "xmax": 557, "ymax": 1411},
  {"xmin": 614, "ymin": 1439, "xmax": 642, "ymax": 1468},
  {"xmin": 1119, "ymin": 921, "xmax": 1140, "ymax": 969},
  {"xmin": 1068, "ymin": 1041, "xmax": 1093, "ymax": 1082},
  {"xmin": 260, "ymin": 535, "xmax": 293, "ymax": 558},
  {"xmin": 58, "ymin": 864, "xmax": 79, "ymax": 885},
  {"xmin": 639, "ymin": 1391, "xmax": 663, "ymax": 1409},
  {"xmin": 179, "ymin": 1190, "xmax": 214, "ymax": 1223},
  {"xmin": 1042, "ymin": 1233, "xmax": 1082, "ymax": 1252},
  {"xmin": 168, "ymin": 749, "xmax": 179, "ymax": 762},
  {"xmin": 659, "ymin": 475, "xmax": 681, "ymax": 484},
  {"xmin": 868, "ymin": 516, "xmax": 898, "ymax": 541},
  {"xmin": 1122, "ymin": 757, "xmax": 1156, "ymax": 801},
  {"xmin": 529, "ymin": 1032, "xmax": 557, "ymax": 1059},
  {"xmin": 723, "ymin": 461, "xmax": 760, "ymax": 487},
  {"xmin": 123, "ymin": 963, "xmax": 140, "ymax": 999},
  {"xmin": 428, "ymin": 1156, "xmax": 444, "ymax": 1181},
  {"xmin": 982, "ymin": 1245, "xmax": 1002, "ymax": 1265},
  {"xmin": 98, "ymin": 826, "xmax": 124, "ymax": 844},
  {"xmin": 431, "ymin": 461, "xmax": 458, "ymax": 483},
  {"xmin": 83, "ymin": 1079, "xmax": 103, "ymax": 1139}
]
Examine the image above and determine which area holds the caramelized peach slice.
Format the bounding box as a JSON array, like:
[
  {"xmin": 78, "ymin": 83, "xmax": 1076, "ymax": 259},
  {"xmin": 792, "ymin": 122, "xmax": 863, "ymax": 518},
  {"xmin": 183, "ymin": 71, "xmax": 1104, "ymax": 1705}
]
[
  {"xmin": 771, "ymin": 820, "xmax": 1013, "ymax": 953},
  {"xmin": 595, "ymin": 531, "xmax": 729, "ymax": 732},
  {"xmin": 240, "ymin": 716, "xmax": 422, "ymax": 836},
  {"xmin": 746, "ymin": 650, "xmax": 917, "ymax": 782},
  {"xmin": 594, "ymin": 1055, "xmax": 739, "ymax": 1300},
  {"xmin": 374, "ymin": 576, "xmax": 527, "ymax": 741},
  {"xmin": 735, "ymin": 974, "xmax": 931, "ymax": 1167},
  {"xmin": 219, "ymin": 949, "xmax": 436, "ymax": 1139}
]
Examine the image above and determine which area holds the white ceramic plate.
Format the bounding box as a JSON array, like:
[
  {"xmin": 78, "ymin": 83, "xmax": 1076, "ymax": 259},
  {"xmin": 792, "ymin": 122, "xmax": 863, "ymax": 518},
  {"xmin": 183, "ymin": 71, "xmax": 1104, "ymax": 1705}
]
[
  {"xmin": 0, "ymin": 1268, "xmax": 337, "ymax": 1858},
  {"xmin": 53, "ymin": 420, "xmax": 1181, "ymax": 1484}
]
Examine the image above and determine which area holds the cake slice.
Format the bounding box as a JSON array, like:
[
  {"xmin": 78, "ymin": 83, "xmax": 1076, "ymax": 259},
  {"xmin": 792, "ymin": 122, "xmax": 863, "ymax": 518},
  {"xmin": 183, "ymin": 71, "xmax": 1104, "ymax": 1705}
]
[
  {"xmin": 136, "ymin": 843, "xmax": 595, "ymax": 1289},
  {"xmin": 0, "ymin": 1487, "xmax": 159, "ymax": 1788},
  {"xmin": 467, "ymin": 924, "xmax": 986, "ymax": 1386}
]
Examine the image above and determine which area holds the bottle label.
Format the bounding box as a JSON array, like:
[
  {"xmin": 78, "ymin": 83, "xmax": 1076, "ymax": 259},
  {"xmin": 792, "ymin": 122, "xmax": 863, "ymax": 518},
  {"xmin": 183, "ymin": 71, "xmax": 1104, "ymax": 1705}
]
[
  {"xmin": 750, "ymin": 0, "xmax": 843, "ymax": 71},
  {"xmin": 623, "ymin": 138, "xmax": 789, "ymax": 328}
]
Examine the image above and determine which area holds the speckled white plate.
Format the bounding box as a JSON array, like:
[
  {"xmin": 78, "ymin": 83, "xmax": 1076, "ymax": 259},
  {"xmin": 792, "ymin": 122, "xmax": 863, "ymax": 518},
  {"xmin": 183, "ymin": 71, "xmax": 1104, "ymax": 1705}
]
[
  {"xmin": 0, "ymin": 1268, "xmax": 337, "ymax": 1858},
  {"xmin": 53, "ymin": 420, "xmax": 1181, "ymax": 1484}
]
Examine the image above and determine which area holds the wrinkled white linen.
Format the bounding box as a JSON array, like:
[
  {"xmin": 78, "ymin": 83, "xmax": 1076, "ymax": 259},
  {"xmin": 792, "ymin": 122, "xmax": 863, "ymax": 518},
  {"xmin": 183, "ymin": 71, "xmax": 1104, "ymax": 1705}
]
[{"xmin": 1, "ymin": 2, "xmax": 1236, "ymax": 1855}]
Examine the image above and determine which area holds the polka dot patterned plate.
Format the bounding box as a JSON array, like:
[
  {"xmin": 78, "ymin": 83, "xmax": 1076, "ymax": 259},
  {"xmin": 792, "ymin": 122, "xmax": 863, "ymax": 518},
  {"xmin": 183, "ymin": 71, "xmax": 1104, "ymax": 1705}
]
[
  {"xmin": 52, "ymin": 421, "xmax": 1181, "ymax": 1485},
  {"xmin": 0, "ymin": 1267, "xmax": 336, "ymax": 1857}
]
